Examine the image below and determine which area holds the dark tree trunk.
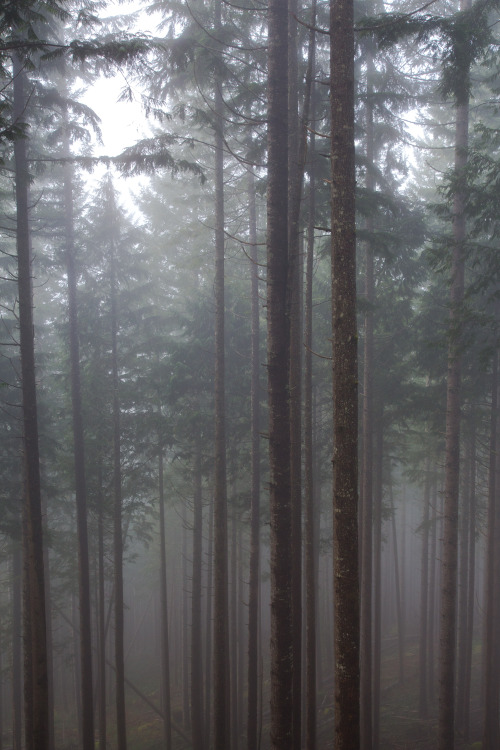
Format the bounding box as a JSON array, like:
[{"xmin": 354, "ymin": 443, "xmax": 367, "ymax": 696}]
[
  {"xmin": 304, "ymin": 65, "xmax": 317, "ymax": 750},
  {"xmin": 462, "ymin": 412, "xmax": 476, "ymax": 741},
  {"xmin": 329, "ymin": 0, "xmax": 360, "ymax": 743},
  {"xmin": 12, "ymin": 541, "xmax": 22, "ymax": 750},
  {"xmin": 158, "ymin": 444, "xmax": 172, "ymax": 750},
  {"xmin": 419, "ymin": 455, "xmax": 431, "ymax": 719},
  {"xmin": 483, "ymin": 355, "xmax": 499, "ymax": 750},
  {"xmin": 97, "ymin": 465, "xmax": 107, "ymax": 750},
  {"xmin": 62, "ymin": 110, "xmax": 95, "ymax": 750},
  {"xmin": 389, "ymin": 483, "xmax": 404, "ymax": 685},
  {"xmin": 360, "ymin": 54, "xmax": 375, "ymax": 749},
  {"xmin": 191, "ymin": 432, "xmax": 204, "ymax": 750},
  {"xmin": 13, "ymin": 53, "xmax": 49, "ymax": 750},
  {"xmin": 246, "ymin": 168, "xmax": 261, "ymax": 750},
  {"xmin": 205, "ymin": 499, "xmax": 214, "ymax": 747},
  {"xmin": 109, "ymin": 203, "xmax": 127, "ymax": 750},
  {"xmin": 267, "ymin": 0, "xmax": 293, "ymax": 744},
  {"xmin": 438, "ymin": 7, "xmax": 469, "ymax": 740},
  {"xmin": 213, "ymin": 0, "xmax": 230, "ymax": 744},
  {"xmin": 372, "ymin": 409, "xmax": 383, "ymax": 750}
]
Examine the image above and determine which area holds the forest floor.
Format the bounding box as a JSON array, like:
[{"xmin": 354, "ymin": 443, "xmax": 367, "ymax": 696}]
[{"xmin": 52, "ymin": 637, "xmax": 484, "ymax": 749}]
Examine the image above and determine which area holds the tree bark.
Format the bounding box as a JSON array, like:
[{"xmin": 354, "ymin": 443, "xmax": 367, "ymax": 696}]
[
  {"xmin": 213, "ymin": 0, "xmax": 230, "ymax": 744},
  {"xmin": 191, "ymin": 431, "xmax": 204, "ymax": 750},
  {"xmin": 329, "ymin": 0, "xmax": 360, "ymax": 743},
  {"xmin": 108, "ymin": 185, "xmax": 127, "ymax": 750},
  {"xmin": 267, "ymin": 0, "xmax": 293, "ymax": 744},
  {"xmin": 13, "ymin": 53, "xmax": 49, "ymax": 750},
  {"xmin": 62, "ymin": 106, "xmax": 95, "ymax": 750},
  {"xmin": 246, "ymin": 168, "xmax": 261, "ymax": 750},
  {"xmin": 437, "ymin": 3, "xmax": 469, "ymax": 739},
  {"xmin": 159, "ymin": 443, "xmax": 172, "ymax": 750}
]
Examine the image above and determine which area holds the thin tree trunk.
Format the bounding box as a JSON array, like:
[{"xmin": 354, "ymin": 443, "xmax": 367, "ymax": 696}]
[
  {"xmin": 304, "ymin": 67, "xmax": 317, "ymax": 750},
  {"xmin": 330, "ymin": 0, "xmax": 360, "ymax": 742},
  {"xmin": 62, "ymin": 108, "xmax": 95, "ymax": 750},
  {"xmin": 246, "ymin": 168, "xmax": 261, "ymax": 750},
  {"xmin": 419, "ymin": 455, "xmax": 431, "ymax": 719},
  {"xmin": 191, "ymin": 432, "xmax": 204, "ymax": 750},
  {"xmin": 267, "ymin": 0, "xmax": 293, "ymax": 744},
  {"xmin": 12, "ymin": 541, "xmax": 22, "ymax": 750},
  {"xmin": 360, "ymin": 50, "xmax": 375, "ymax": 750},
  {"xmin": 463, "ymin": 411, "xmax": 476, "ymax": 741},
  {"xmin": 389, "ymin": 483, "xmax": 404, "ymax": 684},
  {"xmin": 109, "ymin": 198, "xmax": 127, "ymax": 750},
  {"xmin": 205, "ymin": 499, "xmax": 213, "ymax": 747},
  {"xmin": 97, "ymin": 465, "xmax": 107, "ymax": 750},
  {"xmin": 159, "ymin": 443, "xmax": 172, "ymax": 750},
  {"xmin": 438, "ymin": 1, "xmax": 470, "ymax": 743},
  {"xmin": 483, "ymin": 354, "xmax": 499, "ymax": 750},
  {"xmin": 372, "ymin": 410, "xmax": 383, "ymax": 750},
  {"xmin": 13, "ymin": 53, "xmax": 49, "ymax": 750}
]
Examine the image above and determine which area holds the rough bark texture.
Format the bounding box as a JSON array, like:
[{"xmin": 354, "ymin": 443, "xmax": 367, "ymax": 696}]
[
  {"xmin": 191, "ymin": 433, "xmax": 204, "ymax": 750},
  {"xmin": 13, "ymin": 54, "xmax": 49, "ymax": 750},
  {"xmin": 267, "ymin": 0, "xmax": 293, "ymax": 744},
  {"xmin": 329, "ymin": 0, "xmax": 360, "ymax": 744}
]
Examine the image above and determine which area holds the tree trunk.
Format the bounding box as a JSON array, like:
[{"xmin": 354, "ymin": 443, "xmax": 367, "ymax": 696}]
[
  {"xmin": 304, "ymin": 67, "xmax": 317, "ymax": 750},
  {"xmin": 213, "ymin": 0, "xmax": 230, "ymax": 744},
  {"xmin": 483, "ymin": 354, "xmax": 499, "ymax": 750},
  {"xmin": 463, "ymin": 411, "xmax": 476, "ymax": 741},
  {"xmin": 12, "ymin": 541, "xmax": 22, "ymax": 750},
  {"xmin": 191, "ymin": 431, "xmax": 204, "ymax": 750},
  {"xmin": 267, "ymin": 0, "xmax": 293, "ymax": 743},
  {"xmin": 419, "ymin": 455, "xmax": 431, "ymax": 719},
  {"xmin": 109, "ymin": 195, "xmax": 127, "ymax": 750},
  {"xmin": 372, "ymin": 410, "xmax": 383, "ymax": 750},
  {"xmin": 13, "ymin": 53, "xmax": 49, "ymax": 750},
  {"xmin": 159, "ymin": 444, "xmax": 172, "ymax": 750},
  {"xmin": 438, "ymin": 1, "xmax": 470, "ymax": 739},
  {"xmin": 97, "ymin": 465, "xmax": 107, "ymax": 750},
  {"xmin": 329, "ymin": 0, "xmax": 360, "ymax": 742},
  {"xmin": 62, "ymin": 108, "xmax": 95, "ymax": 750},
  {"xmin": 246, "ymin": 168, "xmax": 261, "ymax": 750}
]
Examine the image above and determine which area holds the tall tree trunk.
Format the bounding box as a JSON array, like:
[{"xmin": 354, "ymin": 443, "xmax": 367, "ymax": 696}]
[
  {"xmin": 389, "ymin": 483, "xmax": 404, "ymax": 685},
  {"xmin": 205, "ymin": 499, "xmax": 214, "ymax": 747},
  {"xmin": 438, "ymin": 1, "xmax": 470, "ymax": 740},
  {"xmin": 267, "ymin": 0, "xmax": 293, "ymax": 744},
  {"xmin": 304, "ymin": 71, "xmax": 317, "ymax": 750},
  {"xmin": 246, "ymin": 168, "xmax": 261, "ymax": 750},
  {"xmin": 62, "ymin": 108, "xmax": 95, "ymax": 750},
  {"xmin": 12, "ymin": 541, "xmax": 22, "ymax": 750},
  {"xmin": 372, "ymin": 410, "xmax": 383, "ymax": 750},
  {"xmin": 97, "ymin": 464, "xmax": 107, "ymax": 750},
  {"xmin": 287, "ymin": 7, "xmax": 302, "ymax": 750},
  {"xmin": 419, "ymin": 455, "xmax": 431, "ymax": 719},
  {"xmin": 158, "ymin": 443, "xmax": 172, "ymax": 750},
  {"xmin": 360, "ymin": 50, "xmax": 375, "ymax": 750},
  {"xmin": 109, "ymin": 203, "xmax": 127, "ymax": 750},
  {"xmin": 13, "ymin": 53, "xmax": 49, "ymax": 750},
  {"xmin": 192, "ymin": 431, "xmax": 204, "ymax": 750},
  {"xmin": 213, "ymin": 0, "xmax": 230, "ymax": 744},
  {"xmin": 462, "ymin": 411, "xmax": 476, "ymax": 741},
  {"xmin": 483, "ymin": 354, "xmax": 499, "ymax": 750},
  {"xmin": 329, "ymin": 0, "xmax": 360, "ymax": 743}
]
